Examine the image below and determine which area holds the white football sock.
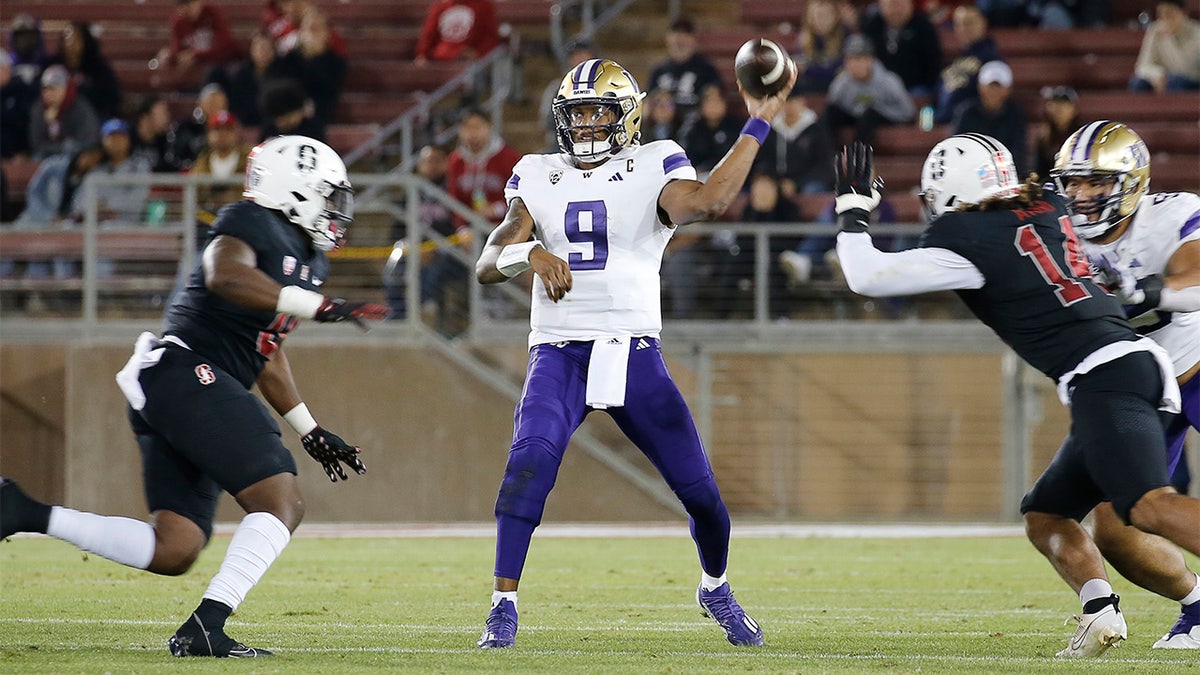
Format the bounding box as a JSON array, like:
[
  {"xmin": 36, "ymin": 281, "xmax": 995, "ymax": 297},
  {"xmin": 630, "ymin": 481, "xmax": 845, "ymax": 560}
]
[
  {"xmin": 1178, "ymin": 573, "xmax": 1200, "ymax": 606},
  {"xmin": 700, "ymin": 572, "xmax": 727, "ymax": 592},
  {"xmin": 1079, "ymin": 578, "xmax": 1114, "ymax": 607},
  {"xmin": 491, "ymin": 591, "xmax": 518, "ymax": 609},
  {"xmin": 46, "ymin": 506, "xmax": 155, "ymax": 570},
  {"xmin": 202, "ymin": 512, "xmax": 291, "ymax": 612}
]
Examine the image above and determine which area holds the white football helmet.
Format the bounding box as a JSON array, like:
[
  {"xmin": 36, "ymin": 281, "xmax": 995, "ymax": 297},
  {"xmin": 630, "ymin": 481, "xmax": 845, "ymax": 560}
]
[
  {"xmin": 243, "ymin": 135, "xmax": 354, "ymax": 251},
  {"xmin": 1050, "ymin": 120, "xmax": 1150, "ymax": 241},
  {"xmin": 919, "ymin": 133, "xmax": 1021, "ymax": 219},
  {"xmin": 552, "ymin": 58, "xmax": 646, "ymax": 163}
]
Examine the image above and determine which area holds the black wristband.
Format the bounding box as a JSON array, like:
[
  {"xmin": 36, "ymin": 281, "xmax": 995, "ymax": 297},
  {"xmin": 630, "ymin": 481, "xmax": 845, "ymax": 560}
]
[
  {"xmin": 837, "ymin": 208, "xmax": 871, "ymax": 233},
  {"xmin": 1134, "ymin": 274, "xmax": 1164, "ymax": 312}
]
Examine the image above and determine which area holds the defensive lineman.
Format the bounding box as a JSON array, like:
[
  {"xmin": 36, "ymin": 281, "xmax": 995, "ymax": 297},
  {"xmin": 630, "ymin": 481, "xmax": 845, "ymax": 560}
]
[
  {"xmin": 472, "ymin": 58, "xmax": 795, "ymax": 649},
  {"xmin": 1, "ymin": 136, "xmax": 390, "ymax": 657},
  {"xmin": 832, "ymin": 135, "xmax": 1200, "ymax": 657},
  {"xmin": 1053, "ymin": 120, "xmax": 1200, "ymax": 650}
]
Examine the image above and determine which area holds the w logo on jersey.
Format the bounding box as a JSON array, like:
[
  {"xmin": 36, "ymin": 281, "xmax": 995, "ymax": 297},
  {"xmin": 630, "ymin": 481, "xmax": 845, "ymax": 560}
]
[{"xmin": 194, "ymin": 364, "xmax": 217, "ymax": 385}]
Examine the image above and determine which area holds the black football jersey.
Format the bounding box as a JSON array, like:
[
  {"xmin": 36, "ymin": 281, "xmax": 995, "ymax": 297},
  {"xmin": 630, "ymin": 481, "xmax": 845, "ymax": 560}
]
[
  {"xmin": 919, "ymin": 192, "xmax": 1136, "ymax": 381},
  {"xmin": 163, "ymin": 200, "xmax": 329, "ymax": 388}
]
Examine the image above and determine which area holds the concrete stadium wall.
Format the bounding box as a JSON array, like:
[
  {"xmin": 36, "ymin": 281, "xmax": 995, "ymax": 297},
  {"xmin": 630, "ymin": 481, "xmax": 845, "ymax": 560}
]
[
  {"xmin": 1, "ymin": 342, "xmax": 678, "ymax": 523},
  {"xmin": 2, "ymin": 339, "xmax": 1086, "ymax": 523}
]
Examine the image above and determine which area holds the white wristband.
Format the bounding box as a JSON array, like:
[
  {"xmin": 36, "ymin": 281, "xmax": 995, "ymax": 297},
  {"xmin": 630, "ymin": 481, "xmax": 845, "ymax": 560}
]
[
  {"xmin": 283, "ymin": 402, "xmax": 318, "ymax": 436},
  {"xmin": 496, "ymin": 241, "xmax": 543, "ymax": 278},
  {"xmin": 834, "ymin": 189, "xmax": 882, "ymax": 214},
  {"xmin": 276, "ymin": 286, "xmax": 325, "ymax": 319}
]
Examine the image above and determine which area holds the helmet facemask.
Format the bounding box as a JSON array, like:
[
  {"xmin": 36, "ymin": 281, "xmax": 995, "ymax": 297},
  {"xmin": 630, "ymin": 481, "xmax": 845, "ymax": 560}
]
[{"xmin": 553, "ymin": 99, "xmax": 628, "ymax": 163}]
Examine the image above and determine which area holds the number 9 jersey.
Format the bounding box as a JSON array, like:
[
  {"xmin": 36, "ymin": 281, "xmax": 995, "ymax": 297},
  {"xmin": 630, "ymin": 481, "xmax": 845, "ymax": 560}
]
[{"xmin": 504, "ymin": 140, "xmax": 696, "ymax": 347}]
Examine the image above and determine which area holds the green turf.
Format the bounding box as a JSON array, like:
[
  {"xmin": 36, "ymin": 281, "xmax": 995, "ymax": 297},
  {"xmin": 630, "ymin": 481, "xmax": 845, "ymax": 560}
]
[{"xmin": 1, "ymin": 533, "xmax": 1196, "ymax": 673}]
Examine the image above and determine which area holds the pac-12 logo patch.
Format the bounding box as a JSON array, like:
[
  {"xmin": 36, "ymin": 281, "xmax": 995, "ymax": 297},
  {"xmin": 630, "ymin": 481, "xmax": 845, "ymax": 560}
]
[
  {"xmin": 549, "ymin": 170, "xmax": 563, "ymax": 185},
  {"xmin": 195, "ymin": 364, "xmax": 217, "ymax": 385}
]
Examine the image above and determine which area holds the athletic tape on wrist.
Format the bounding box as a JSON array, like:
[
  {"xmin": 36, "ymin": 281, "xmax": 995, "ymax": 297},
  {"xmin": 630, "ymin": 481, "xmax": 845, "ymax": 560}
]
[
  {"xmin": 740, "ymin": 117, "xmax": 770, "ymax": 145},
  {"xmin": 283, "ymin": 402, "xmax": 318, "ymax": 436},
  {"xmin": 496, "ymin": 241, "xmax": 542, "ymax": 278},
  {"xmin": 276, "ymin": 286, "xmax": 326, "ymax": 319}
]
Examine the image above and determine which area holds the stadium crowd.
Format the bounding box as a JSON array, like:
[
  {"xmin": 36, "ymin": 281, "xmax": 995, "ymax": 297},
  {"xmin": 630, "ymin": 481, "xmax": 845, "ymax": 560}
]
[{"xmin": 0, "ymin": 0, "xmax": 1197, "ymax": 313}]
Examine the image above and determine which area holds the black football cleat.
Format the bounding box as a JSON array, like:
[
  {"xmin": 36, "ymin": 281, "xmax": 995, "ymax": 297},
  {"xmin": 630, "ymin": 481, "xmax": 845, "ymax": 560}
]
[
  {"xmin": 168, "ymin": 613, "xmax": 274, "ymax": 658},
  {"xmin": 1, "ymin": 478, "xmax": 51, "ymax": 539}
]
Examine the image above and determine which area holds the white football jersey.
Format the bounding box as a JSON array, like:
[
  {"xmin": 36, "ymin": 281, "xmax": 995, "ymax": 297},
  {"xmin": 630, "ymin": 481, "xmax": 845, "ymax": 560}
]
[
  {"xmin": 504, "ymin": 140, "xmax": 697, "ymax": 346},
  {"xmin": 1082, "ymin": 191, "xmax": 1200, "ymax": 376}
]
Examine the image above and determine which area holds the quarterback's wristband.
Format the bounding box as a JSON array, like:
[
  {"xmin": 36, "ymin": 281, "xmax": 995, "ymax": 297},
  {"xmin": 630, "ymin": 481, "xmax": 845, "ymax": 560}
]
[
  {"xmin": 276, "ymin": 286, "xmax": 325, "ymax": 319},
  {"xmin": 740, "ymin": 117, "xmax": 770, "ymax": 145},
  {"xmin": 283, "ymin": 402, "xmax": 319, "ymax": 436},
  {"xmin": 496, "ymin": 241, "xmax": 543, "ymax": 278}
]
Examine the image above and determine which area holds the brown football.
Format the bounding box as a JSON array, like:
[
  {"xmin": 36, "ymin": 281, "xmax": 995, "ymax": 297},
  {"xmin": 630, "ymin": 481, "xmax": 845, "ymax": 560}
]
[{"xmin": 734, "ymin": 38, "xmax": 795, "ymax": 98}]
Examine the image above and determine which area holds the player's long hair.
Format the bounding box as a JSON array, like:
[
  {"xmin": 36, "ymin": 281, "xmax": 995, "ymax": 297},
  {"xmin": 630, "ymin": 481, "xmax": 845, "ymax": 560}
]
[{"xmin": 960, "ymin": 173, "xmax": 1045, "ymax": 212}]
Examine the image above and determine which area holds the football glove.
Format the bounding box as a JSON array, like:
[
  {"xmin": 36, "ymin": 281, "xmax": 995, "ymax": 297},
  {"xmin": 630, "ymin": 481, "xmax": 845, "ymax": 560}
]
[
  {"xmin": 314, "ymin": 298, "xmax": 391, "ymax": 330},
  {"xmin": 301, "ymin": 426, "xmax": 367, "ymax": 482},
  {"xmin": 834, "ymin": 142, "xmax": 883, "ymax": 233}
]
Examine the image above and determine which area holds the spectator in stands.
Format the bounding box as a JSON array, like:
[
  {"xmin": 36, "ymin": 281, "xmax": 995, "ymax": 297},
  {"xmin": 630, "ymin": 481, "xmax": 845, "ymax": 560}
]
[
  {"xmin": 952, "ymin": 60, "xmax": 1028, "ymax": 174},
  {"xmin": 207, "ymin": 32, "xmax": 284, "ymax": 129},
  {"xmin": 274, "ymin": 10, "xmax": 347, "ymax": 133},
  {"xmin": 446, "ymin": 107, "xmax": 520, "ymax": 223},
  {"xmin": 917, "ymin": 0, "xmax": 975, "ymax": 28},
  {"xmin": 153, "ymin": 0, "xmax": 240, "ymax": 89},
  {"xmin": 131, "ymin": 96, "xmax": 181, "ymax": 172},
  {"xmin": 6, "ymin": 144, "xmax": 104, "ymax": 280},
  {"xmin": 539, "ymin": 39, "xmax": 595, "ymax": 150},
  {"xmin": 793, "ymin": 0, "xmax": 851, "ymax": 93},
  {"xmin": 1033, "ymin": 85, "xmax": 1079, "ymax": 181},
  {"xmin": 29, "ymin": 65, "xmax": 101, "ymax": 161},
  {"xmin": 266, "ymin": 0, "xmax": 350, "ymax": 59},
  {"xmin": 711, "ymin": 172, "xmax": 804, "ymax": 318},
  {"xmin": 641, "ymin": 89, "xmax": 679, "ymax": 143},
  {"xmin": 859, "ymin": 0, "xmax": 943, "ymax": 97},
  {"xmin": 49, "ymin": 22, "xmax": 121, "ymax": 120},
  {"xmin": 89, "ymin": 118, "xmax": 153, "ymax": 224},
  {"xmin": 677, "ymin": 84, "xmax": 742, "ymax": 178},
  {"xmin": 754, "ymin": 85, "xmax": 835, "ymax": 197},
  {"xmin": 415, "ymin": 0, "xmax": 501, "ymax": 64},
  {"xmin": 647, "ymin": 17, "xmax": 723, "ymax": 123},
  {"xmin": 259, "ymin": 78, "xmax": 323, "ymax": 141},
  {"xmin": 192, "ymin": 111, "xmax": 250, "ymax": 216},
  {"xmin": 384, "ymin": 144, "xmax": 457, "ymax": 321},
  {"xmin": 170, "ymin": 83, "xmax": 230, "ymax": 169},
  {"xmin": 1129, "ymin": 0, "xmax": 1200, "ymax": 93},
  {"xmin": 6, "ymin": 14, "xmax": 50, "ymax": 87},
  {"xmin": 825, "ymin": 34, "xmax": 915, "ymax": 146},
  {"xmin": 935, "ymin": 5, "xmax": 1002, "ymax": 124},
  {"xmin": 1, "ymin": 51, "xmax": 37, "ymax": 159}
]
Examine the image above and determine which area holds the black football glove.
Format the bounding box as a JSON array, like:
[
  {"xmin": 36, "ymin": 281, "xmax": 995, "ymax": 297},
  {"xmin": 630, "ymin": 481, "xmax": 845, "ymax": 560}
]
[
  {"xmin": 834, "ymin": 142, "xmax": 884, "ymax": 233},
  {"xmin": 301, "ymin": 426, "xmax": 367, "ymax": 482},
  {"xmin": 313, "ymin": 297, "xmax": 392, "ymax": 331}
]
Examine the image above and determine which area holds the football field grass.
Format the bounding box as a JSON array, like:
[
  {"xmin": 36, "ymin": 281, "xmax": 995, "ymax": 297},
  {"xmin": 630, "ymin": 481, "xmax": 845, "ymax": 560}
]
[{"xmin": 1, "ymin": 526, "xmax": 1197, "ymax": 673}]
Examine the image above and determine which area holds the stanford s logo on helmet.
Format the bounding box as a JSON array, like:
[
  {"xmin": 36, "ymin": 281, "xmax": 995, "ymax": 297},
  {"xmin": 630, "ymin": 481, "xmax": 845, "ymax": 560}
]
[
  {"xmin": 1050, "ymin": 121, "xmax": 1150, "ymax": 241},
  {"xmin": 919, "ymin": 134, "xmax": 1021, "ymax": 219},
  {"xmin": 552, "ymin": 59, "xmax": 645, "ymax": 162},
  {"xmin": 244, "ymin": 135, "xmax": 354, "ymax": 251}
]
